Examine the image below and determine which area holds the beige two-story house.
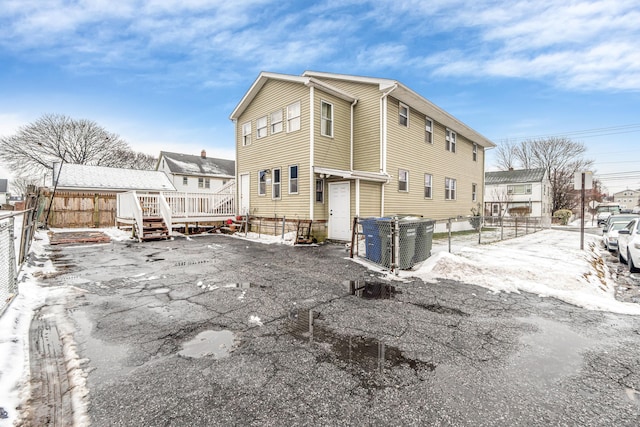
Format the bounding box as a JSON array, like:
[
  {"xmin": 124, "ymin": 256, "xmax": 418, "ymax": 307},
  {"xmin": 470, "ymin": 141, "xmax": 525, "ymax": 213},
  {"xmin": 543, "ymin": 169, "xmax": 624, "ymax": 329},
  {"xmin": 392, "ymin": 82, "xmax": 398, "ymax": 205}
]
[{"xmin": 230, "ymin": 71, "xmax": 495, "ymax": 240}]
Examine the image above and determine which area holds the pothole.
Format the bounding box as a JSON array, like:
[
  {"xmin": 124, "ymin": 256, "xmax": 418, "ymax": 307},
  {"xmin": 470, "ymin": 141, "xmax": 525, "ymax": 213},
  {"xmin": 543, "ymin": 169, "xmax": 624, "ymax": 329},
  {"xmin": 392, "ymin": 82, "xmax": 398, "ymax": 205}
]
[{"xmin": 178, "ymin": 330, "xmax": 236, "ymax": 359}]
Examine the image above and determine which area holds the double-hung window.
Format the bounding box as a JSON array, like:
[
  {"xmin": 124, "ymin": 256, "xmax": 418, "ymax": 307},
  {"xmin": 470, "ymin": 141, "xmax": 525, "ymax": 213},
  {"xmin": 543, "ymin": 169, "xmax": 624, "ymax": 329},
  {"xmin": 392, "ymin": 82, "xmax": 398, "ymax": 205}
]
[
  {"xmin": 258, "ymin": 170, "xmax": 267, "ymax": 196},
  {"xmin": 472, "ymin": 143, "xmax": 478, "ymax": 161},
  {"xmin": 321, "ymin": 101, "xmax": 333, "ymax": 137},
  {"xmin": 315, "ymin": 179, "xmax": 324, "ymax": 203},
  {"xmin": 205, "ymin": 178, "xmax": 210, "ymax": 189},
  {"xmin": 289, "ymin": 165, "xmax": 298, "ymax": 194},
  {"xmin": 398, "ymin": 169, "xmax": 409, "ymax": 192},
  {"xmin": 424, "ymin": 174, "xmax": 432, "ymax": 198},
  {"xmin": 399, "ymin": 102, "xmax": 409, "ymax": 127},
  {"xmin": 271, "ymin": 110, "xmax": 283, "ymax": 134},
  {"xmin": 472, "ymin": 183, "xmax": 477, "ymax": 202},
  {"xmin": 287, "ymin": 101, "xmax": 301, "ymax": 132},
  {"xmin": 425, "ymin": 117, "xmax": 433, "ymax": 143},
  {"xmin": 446, "ymin": 128, "xmax": 456, "ymax": 153},
  {"xmin": 272, "ymin": 168, "xmax": 281, "ymax": 199},
  {"xmin": 445, "ymin": 177, "xmax": 456, "ymax": 200},
  {"xmin": 198, "ymin": 178, "xmax": 204, "ymax": 188},
  {"xmin": 182, "ymin": 177, "xmax": 188, "ymax": 186},
  {"xmin": 256, "ymin": 116, "xmax": 267, "ymax": 139},
  {"xmin": 242, "ymin": 122, "xmax": 252, "ymax": 146}
]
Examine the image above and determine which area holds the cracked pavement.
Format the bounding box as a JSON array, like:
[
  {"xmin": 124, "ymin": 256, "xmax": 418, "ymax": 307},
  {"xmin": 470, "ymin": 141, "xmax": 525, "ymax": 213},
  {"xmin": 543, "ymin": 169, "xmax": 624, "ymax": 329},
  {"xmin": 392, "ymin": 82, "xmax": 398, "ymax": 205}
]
[{"xmin": 28, "ymin": 233, "xmax": 640, "ymax": 426}]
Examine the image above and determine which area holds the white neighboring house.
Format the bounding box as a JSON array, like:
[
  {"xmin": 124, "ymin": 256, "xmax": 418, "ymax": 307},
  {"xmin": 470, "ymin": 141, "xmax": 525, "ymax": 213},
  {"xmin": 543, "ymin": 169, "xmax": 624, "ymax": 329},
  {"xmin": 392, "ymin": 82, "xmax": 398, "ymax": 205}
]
[
  {"xmin": 613, "ymin": 189, "xmax": 640, "ymax": 210},
  {"xmin": 156, "ymin": 150, "xmax": 235, "ymax": 193},
  {"xmin": 0, "ymin": 178, "xmax": 7, "ymax": 206},
  {"xmin": 484, "ymin": 168, "xmax": 552, "ymax": 220}
]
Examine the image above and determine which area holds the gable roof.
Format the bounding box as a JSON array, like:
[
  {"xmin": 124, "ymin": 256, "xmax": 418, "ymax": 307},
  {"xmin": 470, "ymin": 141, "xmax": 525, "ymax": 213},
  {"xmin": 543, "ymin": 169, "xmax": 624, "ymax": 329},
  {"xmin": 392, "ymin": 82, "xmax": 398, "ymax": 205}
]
[
  {"xmin": 485, "ymin": 168, "xmax": 547, "ymax": 185},
  {"xmin": 55, "ymin": 163, "xmax": 176, "ymax": 192},
  {"xmin": 229, "ymin": 72, "xmax": 358, "ymax": 121},
  {"xmin": 158, "ymin": 151, "xmax": 235, "ymax": 178},
  {"xmin": 302, "ymin": 71, "xmax": 495, "ymax": 149}
]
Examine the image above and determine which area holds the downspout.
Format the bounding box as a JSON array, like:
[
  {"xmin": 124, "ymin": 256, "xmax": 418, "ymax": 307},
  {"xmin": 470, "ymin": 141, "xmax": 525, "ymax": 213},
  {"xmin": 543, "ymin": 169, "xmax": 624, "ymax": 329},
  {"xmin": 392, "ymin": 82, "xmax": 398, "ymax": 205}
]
[
  {"xmin": 309, "ymin": 85, "xmax": 315, "ymax": 220},
  {"xmin": 350, "ymin": 99, "xmax": 358, "ymax": 172},
  {"xmin": 379, "ymin": 84, "xmax": 397, "ymax": 216},
  {"xmin": 232, "ymin": 119, "xmax": 239, "ymax": 215}
]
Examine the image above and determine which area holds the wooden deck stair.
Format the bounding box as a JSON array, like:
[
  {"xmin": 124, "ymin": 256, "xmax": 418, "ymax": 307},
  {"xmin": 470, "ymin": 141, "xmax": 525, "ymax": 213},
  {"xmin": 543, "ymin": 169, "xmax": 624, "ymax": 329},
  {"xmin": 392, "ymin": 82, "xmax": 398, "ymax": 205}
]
[{"xmin": 137, "ymin": 217, "xmax": 170, "ymax": 241}]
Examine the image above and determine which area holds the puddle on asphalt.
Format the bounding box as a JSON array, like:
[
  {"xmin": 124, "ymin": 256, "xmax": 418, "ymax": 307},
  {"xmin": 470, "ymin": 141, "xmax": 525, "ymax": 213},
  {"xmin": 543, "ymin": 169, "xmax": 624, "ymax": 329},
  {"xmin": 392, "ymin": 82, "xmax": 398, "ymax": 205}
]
[
  {"xmin": 290, "ymin": 309, "xmax": 434, "ymax": 375},
  {"xmin": 348, "ymin": 280, "xmax": 398, "ymax": 299},
  {"xmin": 178, "ymin": 330, "xmax": 236, "ymax": 359}
]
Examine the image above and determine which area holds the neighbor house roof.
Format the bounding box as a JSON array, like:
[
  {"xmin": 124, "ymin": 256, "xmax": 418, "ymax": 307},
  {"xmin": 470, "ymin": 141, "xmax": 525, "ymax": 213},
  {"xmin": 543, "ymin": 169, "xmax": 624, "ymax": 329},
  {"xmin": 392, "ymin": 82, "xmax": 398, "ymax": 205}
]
[
  {"xmin": 485, "ymin": 168, "xmax": 547, "ymax": 185},
  {"xmin": 158, "ymin": 151, "xmax": 235, "ymax": 178},
  {"xmin": 54, "ymin": 164, "xmax": 176, "ymax": 192}
]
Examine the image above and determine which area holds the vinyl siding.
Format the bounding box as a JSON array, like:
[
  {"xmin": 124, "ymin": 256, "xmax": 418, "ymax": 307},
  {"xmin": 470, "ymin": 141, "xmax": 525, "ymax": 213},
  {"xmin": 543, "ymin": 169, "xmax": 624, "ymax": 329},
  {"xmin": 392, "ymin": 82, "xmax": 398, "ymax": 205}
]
[
  {"xmin": 358, "ymin": 180, "xmax": 382, "ymax": 217},
  {"xmin": 235, "ymin": 79, "xmax": 311, "ymax": 218},
  {"xmin": 312, "ymin": 80, "xmax": 382, "ymax": 173},
  {"xmin": 384, "ymin": 96, "xmax": 486, "ymax": 220},
  {"xmin": 313, "ymin": 90, "xmax": 351, "ymax": 170}
]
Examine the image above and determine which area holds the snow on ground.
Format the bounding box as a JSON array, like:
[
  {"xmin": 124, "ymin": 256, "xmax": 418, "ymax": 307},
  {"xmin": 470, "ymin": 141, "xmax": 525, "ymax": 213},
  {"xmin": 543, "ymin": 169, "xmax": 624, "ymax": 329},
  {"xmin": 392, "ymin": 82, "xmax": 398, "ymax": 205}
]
[{"xmin": 401, "ymin": 228, "xmax": 640, "ymax": 316}]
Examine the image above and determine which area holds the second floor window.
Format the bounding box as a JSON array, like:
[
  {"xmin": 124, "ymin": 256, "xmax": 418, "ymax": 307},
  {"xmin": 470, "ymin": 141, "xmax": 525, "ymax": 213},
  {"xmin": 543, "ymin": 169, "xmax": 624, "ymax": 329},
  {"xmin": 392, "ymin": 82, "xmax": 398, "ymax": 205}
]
[
  {"xmin": 321, "ymin": 101, "xmax": 333, "ymax": 137},
  {"xmin": 183, "ymin": 177, "xmax": 188, "ymax": 186},
  {"xmin": 425, "ymin": 117, "xmax": 433, "ymax": 143},
  {"xmin": 507, "ymin": 184, "xmax": 532, "ymax": 195},
  {"xmin": 398, "ymin": 169, "xmax": 409, "ymax": 192},
  {"xmin": 271, "ymin": 110, "xmax": 283, "ymax": 134},
  {"xmin": 287, "ymin": 101, "xmax": 301, "ymax": 132},
  {"xmin": 445, "ymin": 177, "xmax": 456, "ymax": 200},
  {"xmin": 198, "ymin": 178, "xmax": 204, "ymax": 188},
  {"xmin": 242, "ymin": 122, "xmax": 252, "ymax": 146},
  {"xmin": 473, "ymin": 143, "xmax": 478, "ymax": 161},
  {"xmin": 399, "ymin": 102, "xmax": 409, "ymax": 127},
  {"xmin": 446, "ymin": 128, "xmax": 456, "ymax": 153},
  {"xmin": 424, "ymin": 174, "xmax": 432, "ymax": 198},
  {"xmin": 256, "ymin": 116, "xmax": 267, "ymax": 139}
]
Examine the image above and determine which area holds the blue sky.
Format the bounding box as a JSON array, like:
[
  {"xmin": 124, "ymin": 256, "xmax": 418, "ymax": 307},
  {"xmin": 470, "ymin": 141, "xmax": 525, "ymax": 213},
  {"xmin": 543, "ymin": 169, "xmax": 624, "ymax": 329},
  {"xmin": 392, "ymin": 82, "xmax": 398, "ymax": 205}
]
[{"xmin": 1, "ymin": 0, "xmax": 639, "ymax": 194}]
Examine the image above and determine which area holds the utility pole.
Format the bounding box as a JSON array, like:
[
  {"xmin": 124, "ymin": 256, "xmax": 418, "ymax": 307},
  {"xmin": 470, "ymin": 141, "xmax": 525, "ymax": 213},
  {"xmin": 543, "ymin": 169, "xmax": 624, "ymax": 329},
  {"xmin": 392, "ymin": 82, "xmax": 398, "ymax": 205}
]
[{"xmin": 575, "ymin": 171, "xmax": 593, "ymax": 250}]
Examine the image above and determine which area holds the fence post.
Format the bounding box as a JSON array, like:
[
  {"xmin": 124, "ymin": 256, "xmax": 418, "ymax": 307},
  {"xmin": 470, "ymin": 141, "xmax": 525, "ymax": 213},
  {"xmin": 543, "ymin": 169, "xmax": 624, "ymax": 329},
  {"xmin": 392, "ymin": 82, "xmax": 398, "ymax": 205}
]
[
  {"xmin": 526, "ymin": 217, "xmax": 529, "ymax": 234},
  {"xmin": 478, "ymin": 216, "xmax": 482, "ymax": 244},
  {"xmin": 515, "ymin": 217, "xmax": 519, "ymax": 237},
  {"xmin": 500, "ymin": 216, "xmax": 504, "ymax": 241},
  {"xmin": 393, "ymin": 216, "xmax": 399, "ymax": 274},
  {"xmin": 281, "ymin": 216, "xmax": 286, "ymax": 240},
  {"xmin": 448, "ymin": 218, "xmax": 452, "ymax": 253}
]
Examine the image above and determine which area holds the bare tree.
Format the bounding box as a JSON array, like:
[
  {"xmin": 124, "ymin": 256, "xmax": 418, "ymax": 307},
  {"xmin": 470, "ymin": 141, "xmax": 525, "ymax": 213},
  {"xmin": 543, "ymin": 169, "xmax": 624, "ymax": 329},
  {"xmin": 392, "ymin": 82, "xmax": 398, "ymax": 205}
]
[
  {"xmin": 502, "ymin": 137, "xmax": 593, "ymax": 212},
  {"xmin": 494, "ymin": 141, "xmax": 518, "ymax": 170},
  {"xmin": 10, "ymin": 176, "xmax": 40, "ymax": 198},
  {"xmin": 0, "ymin": 114, "xmax": 156, "ymax": 180}
]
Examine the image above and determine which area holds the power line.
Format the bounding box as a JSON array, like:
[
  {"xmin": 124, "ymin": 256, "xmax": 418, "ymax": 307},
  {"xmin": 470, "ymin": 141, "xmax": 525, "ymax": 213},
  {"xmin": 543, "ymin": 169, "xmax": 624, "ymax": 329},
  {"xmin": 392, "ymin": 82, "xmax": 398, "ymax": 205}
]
[{"xmin": 495, "ymin": 123, "xmax": 640, "ymax": 143}]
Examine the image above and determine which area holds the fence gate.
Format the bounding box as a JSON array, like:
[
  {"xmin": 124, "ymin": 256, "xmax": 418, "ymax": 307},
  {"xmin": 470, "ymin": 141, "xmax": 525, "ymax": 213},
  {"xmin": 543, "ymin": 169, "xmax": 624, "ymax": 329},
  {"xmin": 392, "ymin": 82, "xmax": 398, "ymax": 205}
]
[{"xmin": 0, "ymin": 216, "xmax": 17, "ymax": 316}]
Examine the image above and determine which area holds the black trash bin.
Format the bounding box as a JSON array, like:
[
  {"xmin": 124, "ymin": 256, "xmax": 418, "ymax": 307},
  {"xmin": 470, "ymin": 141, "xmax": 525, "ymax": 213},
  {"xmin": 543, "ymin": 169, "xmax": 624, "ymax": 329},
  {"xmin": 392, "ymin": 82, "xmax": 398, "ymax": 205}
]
[
  {"xmin": 414, "ymin": 219, "xmax": 435, "ymax": 263},
  {"xmin": 361, "ymin": 217, "xmax": 381, "ymax": 263},
  {"xmin": 377, "ymin": 218, "xmax": 392, "ymax": 268},
  {"xmin": 398, "ymin": 218, "xmax": 418, "ymax": 269}
]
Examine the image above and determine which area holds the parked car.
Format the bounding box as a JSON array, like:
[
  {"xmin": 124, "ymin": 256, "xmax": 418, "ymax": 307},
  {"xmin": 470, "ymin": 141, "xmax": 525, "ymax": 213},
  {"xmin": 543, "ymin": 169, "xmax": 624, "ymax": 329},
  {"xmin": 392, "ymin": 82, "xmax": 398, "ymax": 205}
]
[
  {"xmin": 602, "ymin": 220, "xmax": 634, "ymax": 251},
  {"xmin": 596, "ymin": 203, "xmax": 621, "ymax": 226},
  {"xmin": 603, "ymin": 213, "xmax": 639, "ymax": 231},
  {"xmin": 617, "ymin": 218, "xmax": 640, "ymax": 272}
]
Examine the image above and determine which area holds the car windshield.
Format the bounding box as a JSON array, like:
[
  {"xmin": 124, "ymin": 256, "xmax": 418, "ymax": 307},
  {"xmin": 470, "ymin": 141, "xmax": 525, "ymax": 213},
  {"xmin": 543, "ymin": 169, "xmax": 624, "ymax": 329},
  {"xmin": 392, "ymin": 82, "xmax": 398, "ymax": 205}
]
[{"xmin": 610, "ymin": 222, "xmax": 630, "ymax": 231}]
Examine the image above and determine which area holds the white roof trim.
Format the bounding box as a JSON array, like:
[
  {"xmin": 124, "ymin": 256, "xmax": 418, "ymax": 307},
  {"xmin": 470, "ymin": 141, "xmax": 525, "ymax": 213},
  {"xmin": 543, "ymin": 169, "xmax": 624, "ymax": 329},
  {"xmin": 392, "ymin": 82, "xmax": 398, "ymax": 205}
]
[{"xmin": 314, "ymin": 166, "xmax": 390, "ymax": 183}]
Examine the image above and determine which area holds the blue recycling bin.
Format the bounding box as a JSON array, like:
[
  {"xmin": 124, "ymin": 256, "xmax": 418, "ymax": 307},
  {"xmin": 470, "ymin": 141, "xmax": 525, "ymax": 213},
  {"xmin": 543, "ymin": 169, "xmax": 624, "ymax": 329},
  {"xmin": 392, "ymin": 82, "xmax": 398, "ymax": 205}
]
[{"xmin": 361, "ymin": 218, "xmax": 381, "ymax": 263}]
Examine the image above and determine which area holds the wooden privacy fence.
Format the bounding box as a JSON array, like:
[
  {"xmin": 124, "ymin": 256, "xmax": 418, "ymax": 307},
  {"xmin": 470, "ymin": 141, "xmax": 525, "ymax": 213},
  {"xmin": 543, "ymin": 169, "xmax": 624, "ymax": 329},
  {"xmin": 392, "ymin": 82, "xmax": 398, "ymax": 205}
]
[{"xmin": 39, "ymin": 190, "xmax": 117, "ymax": 228}]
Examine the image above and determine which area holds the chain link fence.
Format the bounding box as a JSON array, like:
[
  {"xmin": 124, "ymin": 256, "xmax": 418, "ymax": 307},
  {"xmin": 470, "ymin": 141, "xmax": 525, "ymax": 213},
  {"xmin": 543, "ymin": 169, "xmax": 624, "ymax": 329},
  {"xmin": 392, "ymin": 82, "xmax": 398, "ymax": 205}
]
[
  {"xmin": 0, "ymin": 215, "xmax": 18, "ymax": 316},
  {"xmin": 352, "ymin": 215, "xmax": 547, "ymax": 273}
]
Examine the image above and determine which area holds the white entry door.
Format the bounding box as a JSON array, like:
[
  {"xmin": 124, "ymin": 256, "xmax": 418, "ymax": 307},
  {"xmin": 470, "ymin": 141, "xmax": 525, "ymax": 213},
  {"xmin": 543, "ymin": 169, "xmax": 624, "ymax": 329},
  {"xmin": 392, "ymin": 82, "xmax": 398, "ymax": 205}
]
[
  {"xmin": 328, "ymin": 182, "xmax": 351, "ymax": 240},
  {"xmin": 239, "ymin": 173, "xmax": 250, "ymax": 215}
]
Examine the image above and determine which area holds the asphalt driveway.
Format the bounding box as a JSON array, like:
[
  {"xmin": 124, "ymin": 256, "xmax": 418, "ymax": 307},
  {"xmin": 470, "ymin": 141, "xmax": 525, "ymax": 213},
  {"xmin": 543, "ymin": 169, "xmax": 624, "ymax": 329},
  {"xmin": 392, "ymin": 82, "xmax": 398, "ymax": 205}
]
[{"xmin": 28, "ymin": 233, "xmax": 640, "ymax": 426}]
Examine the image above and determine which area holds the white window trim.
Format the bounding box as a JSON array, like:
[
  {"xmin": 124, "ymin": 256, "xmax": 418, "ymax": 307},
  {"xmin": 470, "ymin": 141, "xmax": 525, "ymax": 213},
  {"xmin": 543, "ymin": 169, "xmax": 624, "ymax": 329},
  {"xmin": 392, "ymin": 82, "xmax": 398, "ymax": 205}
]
[
  {"xmin": 424, "ymin": 173, "xmax": 432, "ymax": 199},
  {"xmin": 256, "ymin": 116, "xmax": 267, "ymax": 139},
  {"xmin": 445, "ymin": 177, "xmax": 457, "ymax": 200},
  {"xmin": 472, "ymin": 143, "xmax": 478, "ymax": 161},
  {"xmin": 320, "ymin": 100, "xmax": 334, "ymax": 137},
  {"xmin": 289, "ymin": 165, "xmax": 299, "ymax": 194},
  {"xmin": 398, "ymin": 169, "xmax": 409, "ymax": 192},
  {"xmin": 425, "ymin": 117, "xmax": 433, "ymax": 144},
  {"xmin": 270, "ymin": 110, "xmax": 283, "ymax": 134},
  {"xmin": 182, "ymin": 176, "xmax": 188, "ymax": 186},
  {"xmin": 287, "ymin": 101, "xmax": 301, "ymax": 133},
  {"xmin": 399, "ymin": 102, "xmax": 409, "ymax": 127},
  {"xmin": 242, "ymin": 121, "xmax": 252, "ymax": 146},
  {"xmin": 446, "ymin": 128, "xmax": 456, "ymax": 153},
  {"xmin": 198, "ymin": 177, "xmax": 204, "ymax": 188},
  {"xmin": 315, "ymin": 178, "xmax": 324, "ymax": 203},
  {"xmin": 472, "ymin": 183, "xmax": 477, "ymax": 202},
  {"xmin": 272, "ymin": 168, "xmax": 281, "ymax": 200},
  {"xmin": 258, "ymin": 169, "xmax": 267, "ymax": 196}
]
